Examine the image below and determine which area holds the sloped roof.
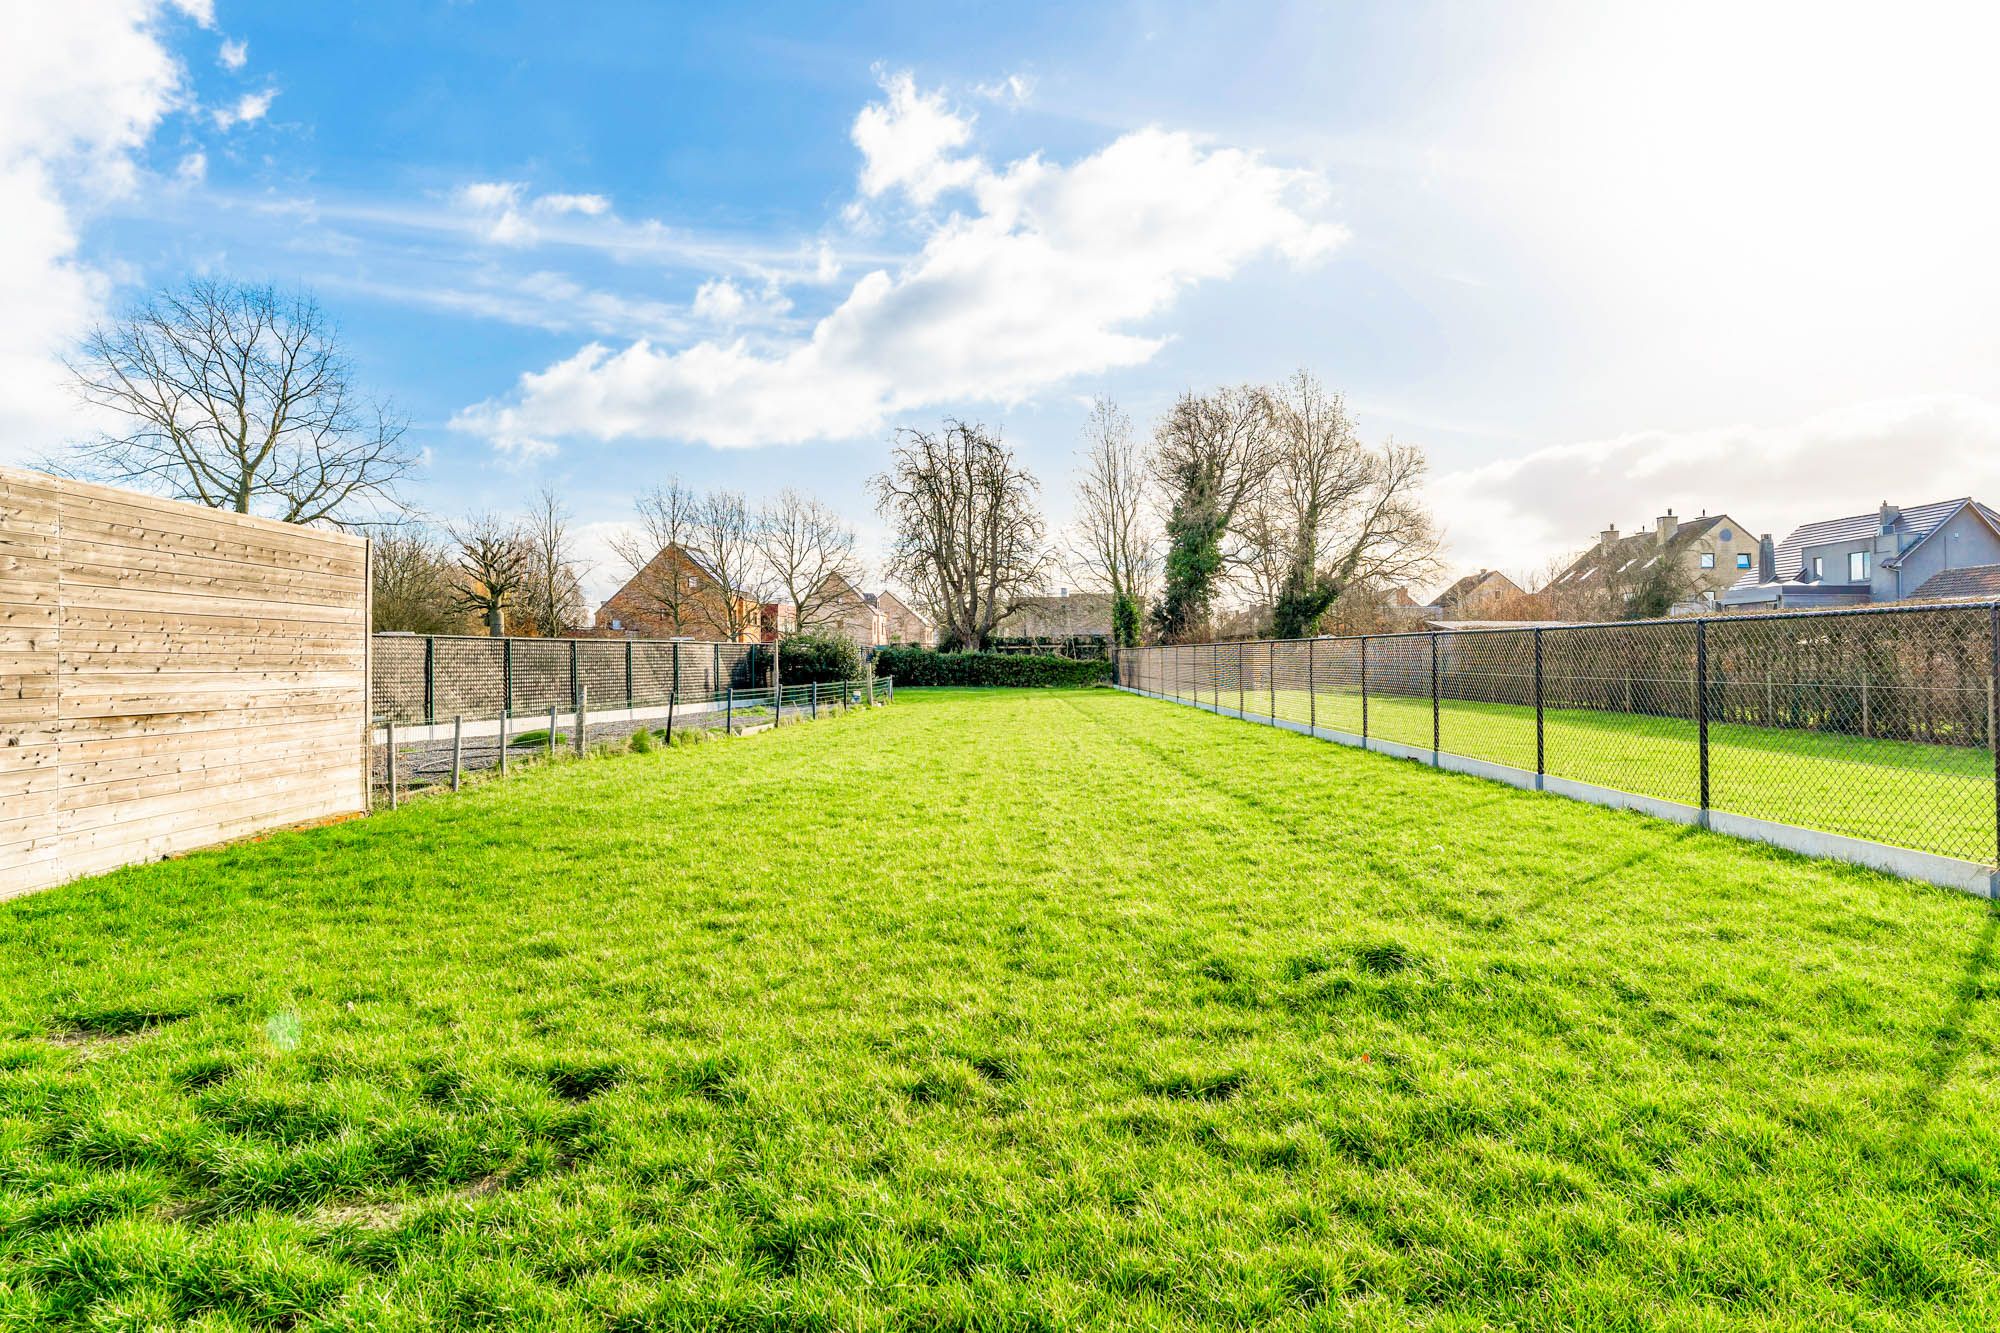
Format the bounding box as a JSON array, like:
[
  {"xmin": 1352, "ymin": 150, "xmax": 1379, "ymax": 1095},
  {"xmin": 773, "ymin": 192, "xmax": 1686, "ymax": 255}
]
[
  {"xmin": 1910, "ymin": 563, "xmax": 2000, "ymax": 602},
  {"xmin": 1434, "ymin": 570, "xmax": 1519, "ymax": 608},
  {"xmin": 1727, "ymin": 498, "xmax": 2000, "ymax": 591},
  {"xmin": 1551, "ymin": 514, "xmax": 1738, "ymax": 591}
]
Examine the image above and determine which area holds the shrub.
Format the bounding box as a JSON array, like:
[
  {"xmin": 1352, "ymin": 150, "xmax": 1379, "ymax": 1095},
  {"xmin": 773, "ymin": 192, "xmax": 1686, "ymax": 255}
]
[
  {"xmin": 628, "ymin": 727, "xmax": 655, "ymax": 754},
  {"xmin": 778, "ymin": 632, "xmax": 863, "ymax": 684},
  {"xmin": 872, "ymin": 647, "xmax": 1114, "ymax": 688}
]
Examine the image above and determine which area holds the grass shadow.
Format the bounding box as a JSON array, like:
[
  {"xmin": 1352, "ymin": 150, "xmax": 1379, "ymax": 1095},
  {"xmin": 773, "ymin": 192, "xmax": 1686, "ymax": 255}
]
[{"xmin": 1899, "ymin": 907, "xmax": 2000, "ymax": 1145}]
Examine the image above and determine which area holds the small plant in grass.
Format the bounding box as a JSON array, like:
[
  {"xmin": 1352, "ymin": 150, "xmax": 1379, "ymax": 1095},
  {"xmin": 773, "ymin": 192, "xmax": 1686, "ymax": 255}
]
[
  {"xmin": 628, "ymin": 727, "xmax": 655, "ymax": 754},
  {"xmin": 508, "ymin": 729, "xmax": 569, "ymax": 749}
]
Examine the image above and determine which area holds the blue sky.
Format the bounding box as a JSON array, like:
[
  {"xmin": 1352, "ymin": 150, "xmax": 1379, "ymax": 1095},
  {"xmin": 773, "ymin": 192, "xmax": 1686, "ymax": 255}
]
[{"xmin": 8, "ymin": 0, "xmax": 2000, "ymax": 604}]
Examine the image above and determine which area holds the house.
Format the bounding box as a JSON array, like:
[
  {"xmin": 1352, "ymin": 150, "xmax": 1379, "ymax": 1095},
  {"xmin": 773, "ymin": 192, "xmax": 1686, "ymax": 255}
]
[
  {"xmin": 1430, "ymin": 570, "xmax": 1523, "ymax": 620},
  {"xmin": 1540, "ymin": 511, "xmax": 1761, "ymax": 618},
  {"xmin": 871, "ymin": 589, "xmax": 935, "ymax": 645},
  {"xmin": 992, "ymin": 590, "xmax": 1116, "ymax": 640},
  {"xmin": 592, "ymin": 543, "xmax": 762, "ymax": 642},
  {"xmin": 1719, "ymin": 499, "xmax": 2000, "ymax": 610}
]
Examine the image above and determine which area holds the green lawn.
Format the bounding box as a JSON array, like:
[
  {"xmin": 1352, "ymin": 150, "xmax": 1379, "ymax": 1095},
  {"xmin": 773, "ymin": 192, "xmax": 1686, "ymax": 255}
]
[
  {"xmin": 5, "ymin": 688, "xmax": 2000, "ymax": 1330},
  {"xmin": 1160, "ymin": 685, "xmax": 1996, "ymax": 863}
]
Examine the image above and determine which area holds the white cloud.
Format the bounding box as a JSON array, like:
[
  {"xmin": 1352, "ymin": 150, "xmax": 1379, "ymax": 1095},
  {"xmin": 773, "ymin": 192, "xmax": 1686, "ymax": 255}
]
[
  {"xmin": 534, "ymin": 191, "xmax": 609, "ymax": 216},
  {"xmin": 851, "ymin": 70, "xmax": 983, "ymax": 205},
  {"xmin": 211, "ymin": 86, "xmax": 274, "ymax": 129},
  {"xmin": 1429, "ymin": 395, "xmax": 2000, "ymax": 581},
  {"xmin": 972, "ymin": 72, "xmax": 1034, "ymax": 107},
  {"xmin": 217, "ymin": 37, "xmax": 246, "ymax": 70},
  {"xmin": 455, "ymin": 77, "xmax": 1344, "ymax": 455},
  {"xmin": 174, "ymin": 149, "xmax": 206, "ymax": 183},
  {"xmin": 690, "ymin": 277, "xmax": 747, "ymax": 323},
  {"xmin": 0, "ymin": 0, "xmax": 194, "ymax": 458},
  {"xmin": 454, "ymin": 182, "xmax": 615, "ymax": 244}
]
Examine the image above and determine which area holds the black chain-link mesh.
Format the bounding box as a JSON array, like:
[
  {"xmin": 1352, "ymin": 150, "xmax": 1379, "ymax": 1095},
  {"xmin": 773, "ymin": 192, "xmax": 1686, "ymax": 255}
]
[
  {"xmin": 1119, "ymin": 604, "xmax": 2000, "ymax": 867},
  {"xmin": 371, "ymin": 635, "xmax": 772, "ymax": 725}
]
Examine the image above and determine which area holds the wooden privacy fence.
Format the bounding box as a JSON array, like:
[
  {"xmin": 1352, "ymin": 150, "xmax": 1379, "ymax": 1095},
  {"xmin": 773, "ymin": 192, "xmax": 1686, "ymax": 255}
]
[{"xmin": 1, "ymin": 466, "xmax": 369, "ymax": 896}]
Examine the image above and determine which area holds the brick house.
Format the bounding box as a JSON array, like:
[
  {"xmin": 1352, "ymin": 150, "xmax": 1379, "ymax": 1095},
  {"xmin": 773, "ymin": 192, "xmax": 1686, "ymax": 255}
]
[
  {"xmin": 870, "ymin": 589, "xmax": 935, "ymax": 645},
  {"xmin": 592, "ymin": 543, "xmax": 761, "ymax": 642}
]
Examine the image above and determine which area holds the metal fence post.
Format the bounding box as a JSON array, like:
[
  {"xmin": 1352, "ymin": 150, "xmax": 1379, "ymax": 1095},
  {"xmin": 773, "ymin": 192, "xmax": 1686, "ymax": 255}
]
[
  {"xmin": 385, "ymin": 719, "xmax": 397, "ymax": 810},
  {"xmin": 1237, "ymin": 643, "xmax": 1246, "ymax": 718},
  {"xmin": 726, "ymin": 685, "xmax": 734, "ymax": 733},
  {"xmin": 569, "ymin": 640, "xmax": 580, "ymax": 720},
  {"xmin": 423, "ymin": 636, "xmax": 436, "ymax": 726},
  {"xmin": 1360, "ymin": 636, "xmax": 1370, "ymax": 742},
  {"xmin": 1269, "ymin": 640, "xmax": 1277, "ymax": 720},
  {"xmin": 714, "ymin": 643, "xmax": 723, "ymax": 695},
  {"xmin": 811, "ymin": 681, "xmax": 819, "ymax": 720},
  {"xmin": 503, "ymin": 638, "xmax": 514, "ymax": 717},
  {"xmin": 625, "ymin": 639, "xmax": 635, "ymax": 710},
  {"xmin": 1430, "ymin": 632, "xmax": 1441, "ymax": 761},
  {"xmin": 1307, "ymin": 637, "xmax": 1317, "ymax": 731},
  {"xmin": 548, "ymin": 705, "xmax": 558, "ymax": 761},
  {"xmin": 499, "ymin": 707, "xmax": 509, "ymax": 777},
  {"xmin": 1696, "ymin": 620, "xmax": 1711, "ymax": 825},
  {"xmin": 1991, "ymin": 604, "xmax": 1999, "ymax": 875},
  {"xmin": 1534, "ymin": 627, "xmax": 1545, "ymax": 787}
]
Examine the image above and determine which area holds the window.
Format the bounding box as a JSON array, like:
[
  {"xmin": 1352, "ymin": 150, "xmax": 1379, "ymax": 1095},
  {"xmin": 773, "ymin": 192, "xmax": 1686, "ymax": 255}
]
[
  {"xmin": 1719, "ymin": 527, "xmax": 1734, "ymax": 542},
  {"xmin": 687, "ymin": 575, "xmax": 699, "ymax": 590},
  {"xmin": 610, "ymin": 619, "xmax": 622, "ymax": 631},
  {"xmin": 1736, "ymin": 553, "xmax": 1752, "ymax": 569},
  {"xmin": 1812, "ymin": 556, "xmax": 1824, "ymax": 579},
  {"xmin": 1849, "ymin": 550, "xmax": 1871, "ymax": 581},
  {"xmin": 1699, "ymin": 553, "xmax": 1716, "ymax": 569}
]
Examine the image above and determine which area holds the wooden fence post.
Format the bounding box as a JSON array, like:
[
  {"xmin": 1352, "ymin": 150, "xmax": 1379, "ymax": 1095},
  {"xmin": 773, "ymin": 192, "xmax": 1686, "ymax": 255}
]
[
  {"xmin": 548, "ymin": 706, "xmax": 558, "ymax": 761},
  {"xmin": 451, "ymin": 715, "xmax": 463, "ymax": 792},
  {"xmin": 575, "ymin": 686, "xmax": 588, "ymax": 756},
  {"xmin": 386, "ymin": 719, "xmax": 398, "ymax": 810}
]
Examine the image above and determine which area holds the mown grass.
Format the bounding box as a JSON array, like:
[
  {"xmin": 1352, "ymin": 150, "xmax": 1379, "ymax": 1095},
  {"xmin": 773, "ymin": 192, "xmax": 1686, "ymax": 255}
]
[
  {"xmin": 4, "ymin": 687, "xmax": 2000, "ymax": 1329},
  {"xmin": 1167, "ymin": 685, "xmax": 1997, "ymax": 862}
]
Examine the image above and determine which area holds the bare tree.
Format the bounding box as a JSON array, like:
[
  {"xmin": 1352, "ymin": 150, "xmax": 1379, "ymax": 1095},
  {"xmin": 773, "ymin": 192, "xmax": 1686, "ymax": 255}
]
[
  {"xmin": 520, "ymin": 487, "xmax": 589, "ymax": 637},
  {"xmin": 687, "ymin": 488, "xmax": 765, "ymax": 642},
  {"xmin": 64, "ymin": 279, "xmax": 415, "ymax": 525},
  {"xmin": 758, "ymin": 488, "xmax": 866, "ymax": 634},
  {"xmin": 872, "ymin": 419, "xmax": 1049, "ymax": 650},
  {"xmin": 607, "ymin": 482, "xmax": 704, "ymax": 635},
  {"xmin": 450, "ymin": 514, "xmax": 529, "ymax": 637},
  {"xmin": 1261, "ymin": 371, "xmax": 1440, "ymax": 639},
  {"xmin": 1066, "ymin": 397, "xmax": 1156, "ymax": 644},
  {"xmin": 365, "ymin": 526, "xmax": 471, "ymax": 634},
  {"xmin": 1149, "ymin": 385, "xmax": 1276, "ymax": 642}
]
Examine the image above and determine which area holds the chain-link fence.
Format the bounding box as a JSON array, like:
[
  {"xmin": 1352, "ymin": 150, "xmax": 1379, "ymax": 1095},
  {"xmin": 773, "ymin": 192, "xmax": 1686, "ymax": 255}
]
[
  {"xmin": 369, "ymin": 633, "xmax": 890, "ymax": 806},
  {"xmin": 1118, "ymin": 604, "xmax": 2000, "ymax": 889}
]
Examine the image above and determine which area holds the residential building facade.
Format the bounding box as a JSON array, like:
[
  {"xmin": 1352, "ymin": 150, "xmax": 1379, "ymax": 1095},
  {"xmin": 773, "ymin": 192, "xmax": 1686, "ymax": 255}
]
[
  {"xmin": 593, "ymin": 544, "xmax": 762, "ymax": 642},
  {"xmin": 1544, "ymin": 511, "xmax": 1761, "ymax": 617},
  {"xmin": 1431, "ymin": 569, "xmax": 1524, "ymax": 620},
  {"xmin": 1720, "ymin": 499, "xmax": 2000, "ymax": 610},
  {"xmin": 992, "ymin": 590, "xmax": 1115, "ymax": 640}
]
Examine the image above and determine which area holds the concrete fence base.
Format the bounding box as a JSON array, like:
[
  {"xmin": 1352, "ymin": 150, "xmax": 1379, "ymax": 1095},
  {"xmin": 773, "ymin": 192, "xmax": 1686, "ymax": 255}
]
[{"xmin": 1118, "ymin": 686, "xmax": 2000, "ymax": 900}]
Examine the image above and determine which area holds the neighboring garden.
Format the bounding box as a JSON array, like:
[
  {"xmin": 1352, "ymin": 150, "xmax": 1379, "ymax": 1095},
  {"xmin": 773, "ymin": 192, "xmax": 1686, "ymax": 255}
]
[{"xmin": 4, "ymin": 689, "xmax": 1997, "ymax": 1328}]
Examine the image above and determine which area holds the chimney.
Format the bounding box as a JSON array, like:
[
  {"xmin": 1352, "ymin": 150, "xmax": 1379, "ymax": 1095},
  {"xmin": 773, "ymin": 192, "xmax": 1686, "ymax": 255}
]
[
  {"xmin": 1599, "ymin": 523, "xmax": 1620, "ymax": 548},
  {"xmin": 1655, "ymin": 509, "xmax": 1678, "ymax": 545},
  {"xmin": 1757, "ymin": 533, "xmax": 1775, "ymax": 582},
  {"xmin": 1879, "ymin": 502, "xmax": 1900, "ymax": 535}
]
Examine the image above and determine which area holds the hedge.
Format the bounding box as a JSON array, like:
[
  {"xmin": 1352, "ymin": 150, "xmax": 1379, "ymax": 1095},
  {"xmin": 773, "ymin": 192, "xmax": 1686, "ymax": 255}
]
[
  {"xmin": 872, "ymin": 647, "xmax": 1115, "ymax": 688},
  {"xmin": 776, "ymin": 632, "xmax": 863, "ymax": 685}
]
